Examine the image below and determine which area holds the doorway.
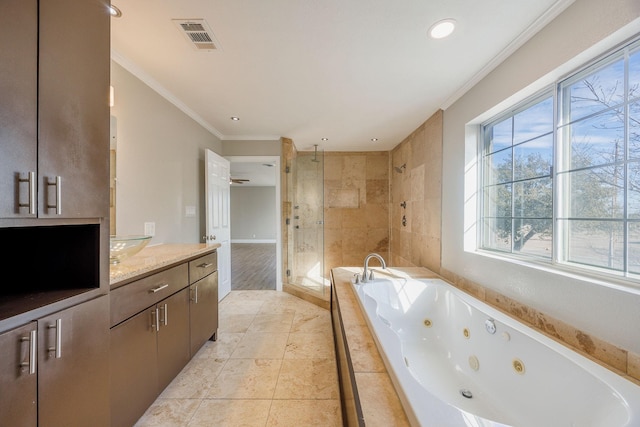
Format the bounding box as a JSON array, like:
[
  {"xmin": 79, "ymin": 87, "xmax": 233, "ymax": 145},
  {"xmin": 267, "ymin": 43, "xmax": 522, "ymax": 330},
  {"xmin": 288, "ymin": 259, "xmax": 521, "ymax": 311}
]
[{"xmin": 227, "ymin": 156, "xmax": 281, "ymax": 291}]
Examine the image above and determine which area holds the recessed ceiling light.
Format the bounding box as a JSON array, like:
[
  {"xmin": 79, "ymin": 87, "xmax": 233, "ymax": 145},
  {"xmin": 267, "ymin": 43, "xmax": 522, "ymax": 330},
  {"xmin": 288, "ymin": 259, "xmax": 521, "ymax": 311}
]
[
  {"xmin": 429, "ymin": 19, "xmax": 456, "ymax": 39},
  {"xmin": 321, "ymin": 138, "xmax": 328, "ymax": 141},
  {"xmin": 109, "ymin": 5, "xmax": 122, "ymax": 18},
  {"xmin": 230, "ymin": 116, "xmax": 240, "ymax": 121},
  {"xmin": 371, "ymin": 138, "xmax": 378, "ymax": 142}
]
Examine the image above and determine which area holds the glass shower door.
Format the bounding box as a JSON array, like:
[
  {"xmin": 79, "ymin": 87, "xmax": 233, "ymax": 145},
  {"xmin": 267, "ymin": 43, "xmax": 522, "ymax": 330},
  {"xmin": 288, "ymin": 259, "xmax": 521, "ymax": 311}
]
[{"xmin": 287, "ymin": 148, "xmax": 325, "ymax": 296}]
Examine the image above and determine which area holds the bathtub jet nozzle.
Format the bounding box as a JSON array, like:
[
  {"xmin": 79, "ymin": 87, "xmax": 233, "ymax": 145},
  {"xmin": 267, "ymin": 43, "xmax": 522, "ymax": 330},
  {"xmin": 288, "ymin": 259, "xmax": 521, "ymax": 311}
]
[{"xmin": 362, "ymin": 253, "xmax": 387, "ymax": 283}]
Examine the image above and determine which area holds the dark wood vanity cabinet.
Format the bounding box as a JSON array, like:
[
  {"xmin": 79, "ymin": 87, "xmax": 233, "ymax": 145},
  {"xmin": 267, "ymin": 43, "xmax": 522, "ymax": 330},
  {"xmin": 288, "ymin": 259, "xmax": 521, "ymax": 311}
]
[
  {"xmin": 188, "ymin": 252, "xmax": 219, "ymax": 356},
  {"xmin": 0, "ymin": 0, "xmax": 109, "ymax": 219},
  {"xmin": 0, "ymin": 295, "xmax": 110, "ymax": 427},
  {"xmin": 110, "ymin": 265, "xmax": 192, "ymax": 427}
]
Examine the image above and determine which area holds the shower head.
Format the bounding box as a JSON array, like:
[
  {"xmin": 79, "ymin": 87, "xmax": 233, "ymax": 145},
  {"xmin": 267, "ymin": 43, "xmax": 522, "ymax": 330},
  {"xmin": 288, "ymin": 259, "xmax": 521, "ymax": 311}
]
[{"xmin": 394, "ymin": 164, "xmax": 406, "ymax": 173}]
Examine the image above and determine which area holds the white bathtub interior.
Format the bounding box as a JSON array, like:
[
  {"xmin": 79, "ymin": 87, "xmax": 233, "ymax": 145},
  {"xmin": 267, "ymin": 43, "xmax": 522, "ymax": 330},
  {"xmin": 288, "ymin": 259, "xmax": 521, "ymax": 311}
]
[{"xmin": 351, "ymin": 272, "xmax": 640, "ymax": 427}]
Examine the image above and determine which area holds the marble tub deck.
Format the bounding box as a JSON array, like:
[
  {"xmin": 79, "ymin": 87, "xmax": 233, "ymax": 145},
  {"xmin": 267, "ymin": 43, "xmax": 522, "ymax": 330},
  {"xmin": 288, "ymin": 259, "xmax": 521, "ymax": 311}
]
[{"xmin": 134, "ymin": 290, "xmax": 342, "ymax": 427}]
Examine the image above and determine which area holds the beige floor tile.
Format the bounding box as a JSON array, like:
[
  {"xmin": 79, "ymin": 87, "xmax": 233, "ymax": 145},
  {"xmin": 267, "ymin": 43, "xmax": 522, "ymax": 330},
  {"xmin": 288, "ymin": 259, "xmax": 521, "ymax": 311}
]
[
  {"xmin": 219, "ymin": 298, "xmax": 265, "ymax": 315},
  {"xmin": 231, "ymin": 332, "xmax": 289, "ymax": 359},
  {"xmin": 187, "ymin": 399, "xmax": 272, "ymax": 427},
  {"xmin": 273, "ymin": 358, "xmax": 339, "ymax": 399},
  {"xmin": 247, "ymin": 312, "xmax": 295, "ymax": 333},
  {"xmin": 218, "ymin": 313, "xmax": 256, "ymax": 333},
  {"xmin": 192, "ymin": 332, "xmax": 243, "ymax": 359},
  {"xmin": 160, "ymin": 357, "xmax": 227, "ymax": 399},
  {"xmin": 134, "ymin": 398, "xmax": 201, "ymax": 427},
  {"xmin": 285, "ymin": 332, "xmax": 335, "ymax": 359},
  {"xmin": 207, "ymin": 358, "xmax": 281, "ymax": 399},
  {"xmin": 290, "ymin": 310, "xmax": 332, "ymax": 333},
  {"xmin": 266, "ymin": 399, "xmax": 342, "ymax": 426}
]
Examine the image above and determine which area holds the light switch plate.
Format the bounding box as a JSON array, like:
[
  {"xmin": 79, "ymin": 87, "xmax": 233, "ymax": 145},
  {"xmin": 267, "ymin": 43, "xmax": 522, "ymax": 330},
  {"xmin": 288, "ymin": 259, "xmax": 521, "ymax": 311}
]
[{"xmin": 144, "ymin": 222, "xmax": 155, "ymax": 236}]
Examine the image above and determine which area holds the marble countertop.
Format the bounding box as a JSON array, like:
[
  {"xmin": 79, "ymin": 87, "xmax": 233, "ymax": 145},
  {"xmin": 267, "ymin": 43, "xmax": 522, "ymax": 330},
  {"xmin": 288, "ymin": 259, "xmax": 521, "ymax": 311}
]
[
  {"xmin": 110, "ymin": 243, "xmax": 220, "ymax": 287},
  {"xmin": 331, "ymin": 266, "xmax": 440, "ymax": 427}
]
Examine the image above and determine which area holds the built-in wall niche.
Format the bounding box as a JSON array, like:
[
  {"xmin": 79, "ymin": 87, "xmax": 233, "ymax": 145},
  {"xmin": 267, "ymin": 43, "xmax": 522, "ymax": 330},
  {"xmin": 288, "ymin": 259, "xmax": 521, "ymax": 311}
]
[{"xmin": 0, "ymin": 224, "xmax": 100, "ymax": 321}]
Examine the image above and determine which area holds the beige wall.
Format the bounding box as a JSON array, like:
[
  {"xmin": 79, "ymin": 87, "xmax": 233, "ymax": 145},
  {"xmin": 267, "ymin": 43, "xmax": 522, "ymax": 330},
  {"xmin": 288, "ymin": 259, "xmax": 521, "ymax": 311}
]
[
  {"xmin": 389, "ymin": 110, "xmax": 443, "ymax": 272},
  {"xmin": 110, "ymin": 61, "xmax": 222, "ymax": 244},
  {"xmin": 323, "ymin": 151, "xmax": 390, "ymax": 274}
]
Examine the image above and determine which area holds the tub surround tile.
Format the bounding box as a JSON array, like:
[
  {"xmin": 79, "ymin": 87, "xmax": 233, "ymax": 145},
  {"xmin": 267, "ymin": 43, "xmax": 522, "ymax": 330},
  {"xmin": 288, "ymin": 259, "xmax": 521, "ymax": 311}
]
[
  {"xmin": 628, "ymin": 352, "xmax": 640, "ymax": 382},
  {"xmin": 343, "ymin": 323, "xmax": 387, "ymax": 373},
  {"xmin": 354, "ymin": 373, "xmax": 411, "ymax": 427}
]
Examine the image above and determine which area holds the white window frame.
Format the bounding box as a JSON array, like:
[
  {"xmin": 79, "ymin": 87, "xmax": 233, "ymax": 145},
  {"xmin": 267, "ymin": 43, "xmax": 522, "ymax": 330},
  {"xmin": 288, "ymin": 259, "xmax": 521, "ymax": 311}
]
[{"xmin": 478, "ymin": 35, "xmax": 640, "ymax": 287}]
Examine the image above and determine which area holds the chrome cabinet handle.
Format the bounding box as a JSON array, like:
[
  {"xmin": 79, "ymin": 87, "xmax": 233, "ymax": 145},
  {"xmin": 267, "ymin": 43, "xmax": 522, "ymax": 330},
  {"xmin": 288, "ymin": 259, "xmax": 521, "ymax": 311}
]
[
  {"xmin": 20, "ymin": 330, "xmax": 37, "ymax": 374},
  {"xmin": 18, "ymin": 171, "xmax": 36, "ymax": 214},
  {"xmin": 47, "ymin": 175, "xmax": 62, "ymax": 215},
  {"xmin": 149, "ymin": 283, "xmax": 169, "ymax": 293},
  {"xmin": 152, "ymin": 308, "xmax": 159, "ymax": 332},
  {"xmin": 197, "ymin": 262, "xmax": 213, "ymax": 269},
  {"xmin": 192, "ymin": 284, "xmax": 199, "ymax": 304},
  {"xmin": 48, "ymin": 319, "xmax": 62, "ymax": 358},
  {"xmin": 159, "ymin": 303, "xmax": 168, "ymax": 327}
]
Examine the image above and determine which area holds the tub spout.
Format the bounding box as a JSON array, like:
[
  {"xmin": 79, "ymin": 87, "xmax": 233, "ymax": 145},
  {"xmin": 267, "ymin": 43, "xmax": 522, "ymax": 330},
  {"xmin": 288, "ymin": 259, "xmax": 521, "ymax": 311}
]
[{"xmin": 362, "ymin": 253, "xmax": 386, "ymax": 283}]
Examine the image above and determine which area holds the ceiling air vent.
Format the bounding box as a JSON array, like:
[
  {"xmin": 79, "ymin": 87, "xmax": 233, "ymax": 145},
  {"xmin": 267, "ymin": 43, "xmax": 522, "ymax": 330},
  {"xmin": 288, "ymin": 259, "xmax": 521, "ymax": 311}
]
[{"xmin": 173, "ymin": 19, "xmax": 221, "ymax": 51}]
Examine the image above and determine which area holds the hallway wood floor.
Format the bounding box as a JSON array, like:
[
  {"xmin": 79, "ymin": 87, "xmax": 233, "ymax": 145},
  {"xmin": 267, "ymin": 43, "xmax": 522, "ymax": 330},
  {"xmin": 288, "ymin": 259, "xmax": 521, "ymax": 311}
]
[{"xmin": 231, "ymin": 243, "xmax": 277, "ymax": 290}]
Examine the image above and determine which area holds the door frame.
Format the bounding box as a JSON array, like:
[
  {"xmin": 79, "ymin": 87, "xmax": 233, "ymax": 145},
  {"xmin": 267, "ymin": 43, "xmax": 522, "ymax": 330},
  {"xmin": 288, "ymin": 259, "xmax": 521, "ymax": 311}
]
[{"xmin": 225, "ymin": 155, "xmax": 282, "ymax": 291}]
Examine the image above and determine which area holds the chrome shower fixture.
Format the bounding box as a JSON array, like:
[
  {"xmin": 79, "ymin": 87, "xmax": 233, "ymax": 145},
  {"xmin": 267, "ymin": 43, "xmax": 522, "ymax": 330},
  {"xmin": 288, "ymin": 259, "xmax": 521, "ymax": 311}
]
[{"xmin": 394, "ymin": 163, "xmax": 406, "ymax": 173}]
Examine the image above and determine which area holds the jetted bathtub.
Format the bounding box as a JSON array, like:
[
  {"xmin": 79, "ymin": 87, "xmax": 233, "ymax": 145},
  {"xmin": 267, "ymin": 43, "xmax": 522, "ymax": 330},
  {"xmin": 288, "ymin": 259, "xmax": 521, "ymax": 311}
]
[{"xmin": 351, "ymin": 274, "xmax": 640, "ymax": 427}]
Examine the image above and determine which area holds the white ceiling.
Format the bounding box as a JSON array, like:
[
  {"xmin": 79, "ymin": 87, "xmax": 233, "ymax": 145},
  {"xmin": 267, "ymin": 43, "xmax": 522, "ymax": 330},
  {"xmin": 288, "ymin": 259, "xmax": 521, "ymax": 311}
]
[{"xmin": 111, "ymin": 0, "xmax": 574, "ymax": 155}]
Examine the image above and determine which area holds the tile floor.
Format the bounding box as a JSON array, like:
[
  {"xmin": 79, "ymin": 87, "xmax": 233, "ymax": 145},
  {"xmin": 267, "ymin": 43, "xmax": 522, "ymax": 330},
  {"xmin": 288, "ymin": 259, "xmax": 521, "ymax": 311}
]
[{"xmin": 134, "ymin": 290, "xmax": 342, "ymax": 427}]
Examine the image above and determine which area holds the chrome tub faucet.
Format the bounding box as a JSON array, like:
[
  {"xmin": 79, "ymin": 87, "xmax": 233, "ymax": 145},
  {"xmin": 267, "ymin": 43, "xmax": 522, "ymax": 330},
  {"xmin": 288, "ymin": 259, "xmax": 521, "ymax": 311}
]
[{"xmin": 360, "ymin": 253, "xmax": 386, "ymax": 283}]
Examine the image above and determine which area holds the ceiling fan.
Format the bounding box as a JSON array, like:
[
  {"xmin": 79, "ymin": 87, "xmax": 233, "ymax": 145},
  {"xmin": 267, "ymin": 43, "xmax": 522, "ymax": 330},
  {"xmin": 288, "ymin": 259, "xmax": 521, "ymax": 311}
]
[{"xmin": 230, "ymin": 178, "xmax": 250, "ymax": 184}]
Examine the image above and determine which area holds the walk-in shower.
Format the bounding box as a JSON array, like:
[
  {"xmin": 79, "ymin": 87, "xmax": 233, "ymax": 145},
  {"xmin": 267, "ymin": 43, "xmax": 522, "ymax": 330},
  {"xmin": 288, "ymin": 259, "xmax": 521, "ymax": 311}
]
[{"xmin": 285, "ymin": 147, "xmax": 326, "ymax": 297}]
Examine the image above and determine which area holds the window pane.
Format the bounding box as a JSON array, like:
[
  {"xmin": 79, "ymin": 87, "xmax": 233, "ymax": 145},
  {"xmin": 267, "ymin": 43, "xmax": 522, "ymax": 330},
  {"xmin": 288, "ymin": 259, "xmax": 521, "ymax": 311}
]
[
  {"xmin": 630, "ymin": 46, "xmax": 640, "ymax": 101},
  {"xmin": 630, "ymin": 101, "xmax": 640, "ymax": 160},
  {"xmin": 569, "ymin": 166, "xmax": 624, "ymax": 218},
  {"xmin": 514, "ymin": 97, "xmax": 554, "ymax": 144},
  {"xmin": 487, "ymin": 119, "xmax": 512, "ymax": 154},
  {"xmin": 566, "ymin": 220, "xmax": 624, "ymax": 270},
  {"xmin": 514, "ymin": 218, "xmax": 552, "ymax": 258},
  {"xmin": 514, "ymin": 177, "xmax": 552, "ymax": 218},
  {"xmin": 482, "ymin": 218, "xmax": 511, "ymax": 252},
  {"xmin": 628, "ymin": 222, "xmax": 640, "ymax": 274},
  {"xmin": 569, "ymin": 109, "xmax": 624, "ymax": 169},
  {"xmin": 484, "ymin": 183, "xmax": 511, "ymax": 218},
  {"xmin": 514, "ymin": 134, "xmax": 553, "ymax": 180},
  {"xmin": 628, "ymin": 161, "xmax": 640, "ymax": 218},
  {"xmin": 485, "ymin": 149, "xmax": 512, "ymax": 185},
  {"xmin": 566, "ymin": 58, "xmax": 624, "ymax": 122}
]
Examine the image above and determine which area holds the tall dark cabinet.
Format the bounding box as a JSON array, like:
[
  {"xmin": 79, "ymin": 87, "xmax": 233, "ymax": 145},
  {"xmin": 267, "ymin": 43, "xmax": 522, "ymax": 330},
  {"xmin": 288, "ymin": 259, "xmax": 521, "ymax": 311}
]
[{"xmin": 0, "ymin": 0, "xmax": 111, "ymax": 425}]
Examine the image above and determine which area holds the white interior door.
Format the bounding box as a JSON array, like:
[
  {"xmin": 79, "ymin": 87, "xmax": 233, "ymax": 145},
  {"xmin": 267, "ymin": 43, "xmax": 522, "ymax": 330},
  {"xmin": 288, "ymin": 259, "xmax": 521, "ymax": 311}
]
[{"xmin": 205, "ymin": 149, "xmax": 231, "ymax": 301}]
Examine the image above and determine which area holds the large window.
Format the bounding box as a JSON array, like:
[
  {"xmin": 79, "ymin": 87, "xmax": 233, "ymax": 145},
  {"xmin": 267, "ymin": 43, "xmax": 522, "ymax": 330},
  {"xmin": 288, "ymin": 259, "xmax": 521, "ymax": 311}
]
[{"xmin": 480, "ymin": 36, "xmax": 640, "ymax": 281}]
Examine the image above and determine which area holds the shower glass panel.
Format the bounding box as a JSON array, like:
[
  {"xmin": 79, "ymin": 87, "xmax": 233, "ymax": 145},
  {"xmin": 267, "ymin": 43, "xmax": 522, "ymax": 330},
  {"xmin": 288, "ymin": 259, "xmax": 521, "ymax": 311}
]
[{"xmin": 287, "ymin": 148, "xmax": 325, "ymax": 296}]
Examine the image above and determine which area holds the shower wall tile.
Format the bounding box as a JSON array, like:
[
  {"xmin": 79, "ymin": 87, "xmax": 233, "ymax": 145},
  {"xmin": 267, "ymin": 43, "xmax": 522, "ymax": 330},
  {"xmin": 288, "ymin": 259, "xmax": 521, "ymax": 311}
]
[
  {"xmin": 389, "ymin": 110, "xmax": 443, "ymax": 270},
  {"xmin": 323, "ymin": 152, "xmax": 390, "ymax": 276}
]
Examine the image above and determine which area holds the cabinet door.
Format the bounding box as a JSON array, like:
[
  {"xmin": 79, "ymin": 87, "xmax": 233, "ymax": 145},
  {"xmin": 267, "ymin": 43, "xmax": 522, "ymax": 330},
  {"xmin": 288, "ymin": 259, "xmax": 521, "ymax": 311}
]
[
  {"xmin": 0, "ymin": 322, "xmax": 37, "ymax": 427},
  {"xmin": 157, "ymin": 288, "xmax": 191, "ymax": 392},
  {"xmin": 38, "ymin": 0, "xmax": 110, "ymax": 218},
  {"xmin": 110, "ymin": 308, "xmax": 159, "ymax": 427},
  {"xmin": 38, "ymin": 295, "xmax": 110, "ymax": 427},
  {"xmin": 0, "ymin": 0, "xmax": 37, "ymax": 219},
  {"xmin": 189, "ymin": 271, "xmax": 219, "ymax": 356}
]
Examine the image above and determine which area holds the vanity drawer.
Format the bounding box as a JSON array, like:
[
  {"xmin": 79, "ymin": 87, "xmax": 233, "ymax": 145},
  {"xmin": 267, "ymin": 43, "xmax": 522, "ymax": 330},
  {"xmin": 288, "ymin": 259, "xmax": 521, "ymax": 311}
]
[
  {"xmin": 189, "ymin": 251, "xmax": 217, "ymax": 284},
  {"xmin": 110, "ymin": 264, "xmax": 189, "ymax": 327}
]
